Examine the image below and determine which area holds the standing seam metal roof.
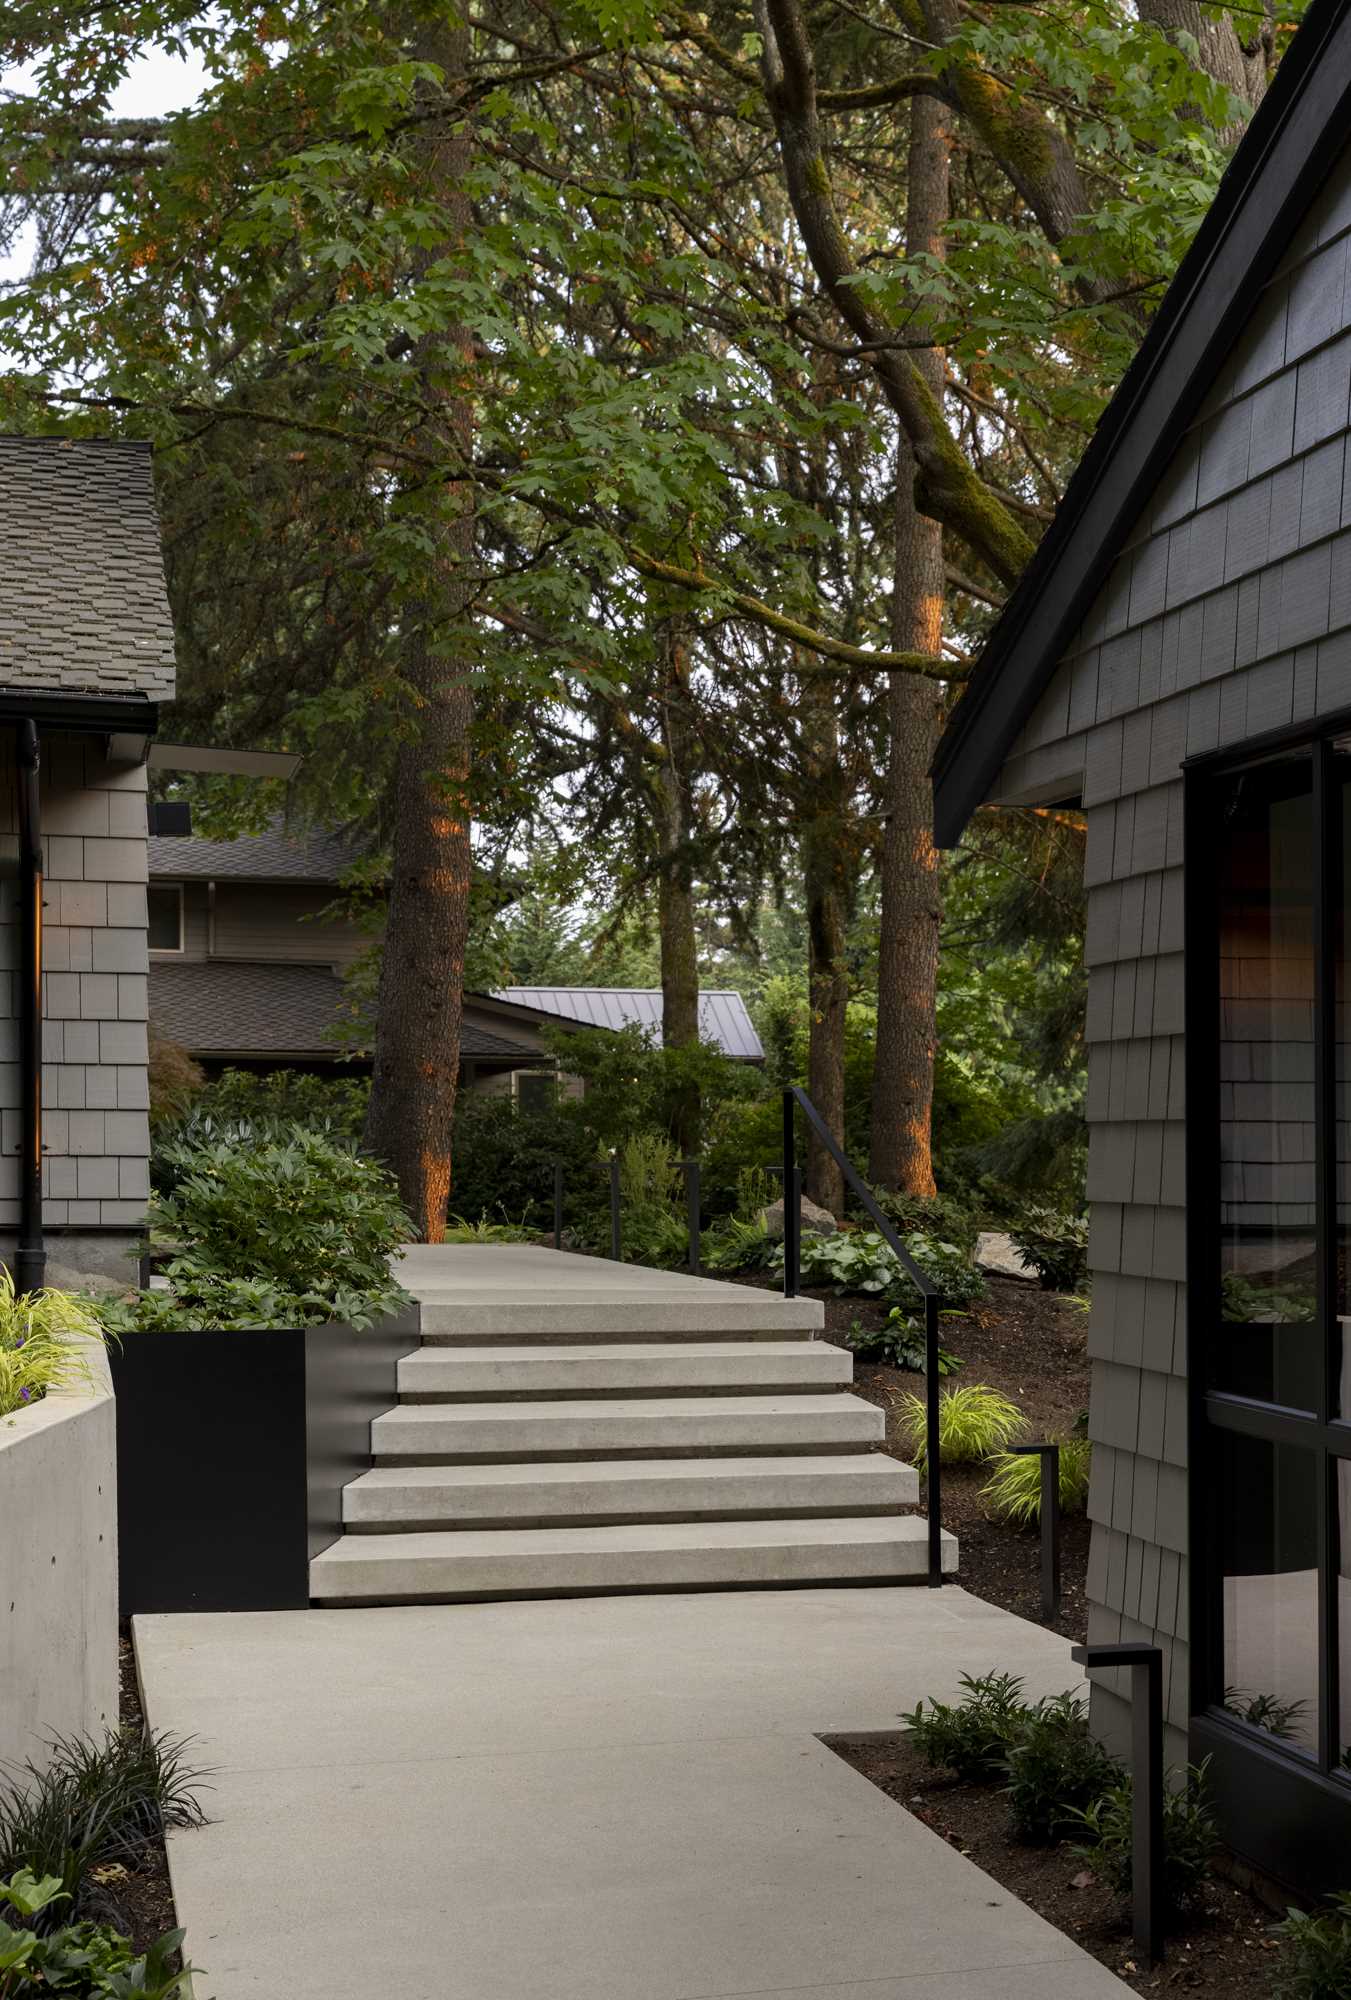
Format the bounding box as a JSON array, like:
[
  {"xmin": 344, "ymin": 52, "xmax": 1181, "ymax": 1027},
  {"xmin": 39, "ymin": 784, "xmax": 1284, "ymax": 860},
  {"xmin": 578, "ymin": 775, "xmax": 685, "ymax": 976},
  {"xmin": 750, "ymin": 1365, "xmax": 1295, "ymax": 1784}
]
[{"xmin": 492, "ymin": 987, "xmax": 764, "ymax": 1061}]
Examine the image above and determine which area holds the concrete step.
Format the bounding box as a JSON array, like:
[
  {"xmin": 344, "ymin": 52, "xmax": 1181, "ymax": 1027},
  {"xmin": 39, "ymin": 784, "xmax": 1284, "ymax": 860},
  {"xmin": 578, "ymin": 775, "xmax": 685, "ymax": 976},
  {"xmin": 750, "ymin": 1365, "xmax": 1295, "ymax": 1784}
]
[
  {"xmin": 415, "ymin": 1294, "xmax": 824, "ymax": 1343},
  {"xmin": 371, "ymin": 1392, "xmax": 885, "ymax": 1463},
  {"xmin": 311, "ymin": 1514, "xmax": 957, "ymax": 1602},
  {"xmin": 396, "ymin": 1342, "xmax": 853, "ymax": 1401},
  {"xmin": 343, "ymin": 1453, "xmax": 919, "ymax": 1530}
]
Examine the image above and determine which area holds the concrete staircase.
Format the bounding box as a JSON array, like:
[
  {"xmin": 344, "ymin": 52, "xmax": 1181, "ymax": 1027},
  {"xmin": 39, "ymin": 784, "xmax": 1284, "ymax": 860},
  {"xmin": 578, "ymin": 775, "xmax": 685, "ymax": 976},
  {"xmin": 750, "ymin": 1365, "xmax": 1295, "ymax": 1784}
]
[{"xmin": 310, "ymin": 1248, "xmax": 954, "ymax": 1605}]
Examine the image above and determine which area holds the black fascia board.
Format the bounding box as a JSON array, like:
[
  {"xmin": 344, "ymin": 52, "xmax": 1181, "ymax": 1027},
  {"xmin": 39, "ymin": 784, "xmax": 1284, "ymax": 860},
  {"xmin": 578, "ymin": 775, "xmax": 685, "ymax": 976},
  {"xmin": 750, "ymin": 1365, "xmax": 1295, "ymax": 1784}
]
[
  {"xmin": 0, "ymin": 689, "xmax": 159, "ymax": 736},
  {"xmin": 931, "ymin": 0, "xmax": 1351, "ymax": 847}
]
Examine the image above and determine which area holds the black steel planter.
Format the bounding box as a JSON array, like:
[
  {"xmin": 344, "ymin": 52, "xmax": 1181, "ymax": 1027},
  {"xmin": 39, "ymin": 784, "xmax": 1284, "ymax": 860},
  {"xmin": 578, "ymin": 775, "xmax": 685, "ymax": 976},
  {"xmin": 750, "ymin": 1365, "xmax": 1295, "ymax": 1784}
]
[{"xmin": 110, "ymin": 1306, "xmax": 420, "ymax": 1614}]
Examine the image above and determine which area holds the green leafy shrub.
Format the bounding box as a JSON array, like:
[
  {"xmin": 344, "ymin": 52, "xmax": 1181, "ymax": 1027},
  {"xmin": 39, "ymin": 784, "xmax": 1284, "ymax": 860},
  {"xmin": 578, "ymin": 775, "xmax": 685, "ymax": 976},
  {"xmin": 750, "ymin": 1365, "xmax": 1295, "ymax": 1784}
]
[
  {"xmin": 0, "ymin": 1279, "xmax": 106, "ymax": 1419},
  {"xmin": 99, "ymin": 1128, "xmax": 412, "ymax": 1331},
  {"xmin": 898, "ymin": 1384, "xmax": 1024, "ymax": 1466},
  {"xmin": 0, "ymin": 1730, "xmax": 205, "ymax": 1925},
  {"xmin": 703, "ymin": 1213, "xmax": 777, "ymax": 1272},
  {"xmin": 792, "ymin": 1229, "xmax": 984, "ymax": 1311},
  {"xmin": 0, "ymin": 1870, "xmax": 190, "ymax": 1998},
  {"xmin": 1068, "ymin": 1760, "xmax": 1217, "ymax": 1916},
  {"xmin": 611, "ymin": 1133, "xmax": 689, "ymax": 1269},
  {"xmin": 902, "ymin": 1672, "xmax": 1030, "ymax": 1782},
  {"xmin": 1272, "ymin": 1890, "xmax": 1351, "ymax": 1998},
  {"xmin": 869, "ymin": 1186, "xmax": 979, "ymax": 1254},
  {"xmin": 172, "ymin": 1065, "xmax": 369, "ymax": 1141},
  {"xmin": 981, "ymin": 1438, "xmax": 1092, "ymax": 1524},
  {"xmin": 1003, "ymin": 1693, "xmax": 1124, "ymax": 1843},
  {"xmin": 1221, "ymin": 1270, "xmax": 1317, "ymax": 1323},
  {"xmin": 839, "ymin": 1308, "xmax": 962, "ymax": 1375},
  {"xmin": 448, "ymin": 1094, "xmax": 600, "ymax": 1235},
  {"xmin": 1008, "ymin": 1208, "xmax": 1089, "ymax": 1292}
]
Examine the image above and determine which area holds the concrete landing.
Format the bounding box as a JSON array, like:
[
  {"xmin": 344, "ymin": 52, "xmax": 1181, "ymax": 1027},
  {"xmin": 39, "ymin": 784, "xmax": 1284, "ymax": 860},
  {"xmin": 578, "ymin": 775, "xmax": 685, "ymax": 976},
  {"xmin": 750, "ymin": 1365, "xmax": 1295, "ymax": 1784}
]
[{"xmin": 136, "ymin": 1588, "xmax": 1132, "ymax": 2000}]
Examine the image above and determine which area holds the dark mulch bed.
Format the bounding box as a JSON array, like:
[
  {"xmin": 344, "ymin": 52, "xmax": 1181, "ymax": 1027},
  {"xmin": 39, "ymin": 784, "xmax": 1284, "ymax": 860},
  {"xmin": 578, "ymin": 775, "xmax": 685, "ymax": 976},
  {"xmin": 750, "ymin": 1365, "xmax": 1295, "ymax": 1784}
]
[
  {"xmin": 825, "ymin": 1732, "xmax": 1288, "ymax": 1997},
  {"xmin": 730, "ymin": 1268, "xmax": 1093, "ymax": 1638},
  {"xmin": 115, "ymin": 1629, "xmax": 183, "ymax": 1960}
]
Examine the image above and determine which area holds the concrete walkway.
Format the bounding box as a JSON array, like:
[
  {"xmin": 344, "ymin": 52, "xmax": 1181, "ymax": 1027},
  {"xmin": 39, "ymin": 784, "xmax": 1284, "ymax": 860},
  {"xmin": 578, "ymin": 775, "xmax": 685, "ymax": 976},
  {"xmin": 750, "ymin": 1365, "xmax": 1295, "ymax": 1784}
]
[{"xmin": 136, "ymin": 1589, "xmax": 1132, "ymax": 2000}]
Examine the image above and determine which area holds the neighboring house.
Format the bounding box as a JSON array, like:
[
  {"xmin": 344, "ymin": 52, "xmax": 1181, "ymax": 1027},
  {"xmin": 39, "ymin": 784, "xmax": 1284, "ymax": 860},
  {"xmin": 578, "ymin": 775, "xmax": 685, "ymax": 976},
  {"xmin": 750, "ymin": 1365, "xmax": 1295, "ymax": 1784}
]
[
  {"xmin": 147, "ymin": 824, "xmax": 762, "ymax": 1087},
  {"xmin": 0, "ymin": 436, "xmax": 176, "ymax": 1288},
  {"xmin": 493, "ymin": 987, "xmax": 764, "ymax": 1062},
  {"xmin": 933, "ymin": 0, "xmax": 1351, "ymax": 1893}
]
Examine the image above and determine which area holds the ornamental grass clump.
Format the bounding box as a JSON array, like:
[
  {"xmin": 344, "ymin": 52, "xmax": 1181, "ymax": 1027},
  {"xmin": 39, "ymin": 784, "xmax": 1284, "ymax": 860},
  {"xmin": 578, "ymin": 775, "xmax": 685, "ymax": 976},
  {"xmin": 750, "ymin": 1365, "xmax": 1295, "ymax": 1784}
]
[
  {"xmin": 0, "ymin": 1276, "xmax": 105, "ymax": 1419},
  {"xmin": 981, "ymin": 1437, "xmax": 1092, "ymax": 1524},
  {"xmin": 898, "ymin": 1383, "xmax": 1024, "ymax": 1466}
]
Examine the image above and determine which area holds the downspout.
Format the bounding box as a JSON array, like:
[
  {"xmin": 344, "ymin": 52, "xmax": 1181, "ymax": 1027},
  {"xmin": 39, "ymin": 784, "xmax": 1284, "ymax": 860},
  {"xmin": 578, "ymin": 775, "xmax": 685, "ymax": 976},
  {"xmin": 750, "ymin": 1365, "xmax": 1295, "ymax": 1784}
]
[{"xmin": 14, "ymin": 720, "xmax": 44, "ymax": 1295}]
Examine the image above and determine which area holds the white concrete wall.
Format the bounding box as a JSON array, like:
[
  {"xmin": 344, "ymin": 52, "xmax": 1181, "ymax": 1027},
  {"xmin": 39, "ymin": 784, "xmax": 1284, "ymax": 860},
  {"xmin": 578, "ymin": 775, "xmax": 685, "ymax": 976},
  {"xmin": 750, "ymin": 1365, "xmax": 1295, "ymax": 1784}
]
[{"xmin": 0, "ymin": 1337, "xmax": 117, "ymax": 1771}]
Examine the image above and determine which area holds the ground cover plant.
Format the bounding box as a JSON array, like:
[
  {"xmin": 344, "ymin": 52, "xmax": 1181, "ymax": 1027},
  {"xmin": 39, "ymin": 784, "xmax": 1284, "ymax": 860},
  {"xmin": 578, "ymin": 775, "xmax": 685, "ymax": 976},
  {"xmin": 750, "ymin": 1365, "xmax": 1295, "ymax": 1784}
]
[
  {"xmin": 0, "ymin": 1279, "xmax": 106, "ymax": 1419},
  {"xmin": 790, "ymin": 1229, "xmax": 985, "ymax": 1312},
  {"xmin": 1272, "ymin": 1890, "xmax": 1351, "ymax": 1998},
  {"xmin": 839, "ymin": 1308, "xmax": 963, "ymax": 1376},
  {"xmin": 0, "ymin": 1871, "xmax": 189, "ymax": 1998},
  {"xmin": 1068, "ymin": 1761, "xmax": 1218, "ymax": 1918},
  {"xmin": 1003, "ymin": 1693, "xmax": 1123, "ymax": 1844},
  {"xmin": 96, "ymin": 1128, "xmax": 412, "ymax": 1331},
  {"xmin": 901, "ymin": 1671, "xmax": 1030, "ymax": 1782},
  {"xmin": 897, "ymin": 1384, "xmax": 1024, "ymax": 1467},
  {"xmin": 980, "ymin": 1437, "xmax": 1092, "ymax": 1523},
  {"xmin": 0, "ymin": 1727, "xmax": 206, "ymax": 1962}
]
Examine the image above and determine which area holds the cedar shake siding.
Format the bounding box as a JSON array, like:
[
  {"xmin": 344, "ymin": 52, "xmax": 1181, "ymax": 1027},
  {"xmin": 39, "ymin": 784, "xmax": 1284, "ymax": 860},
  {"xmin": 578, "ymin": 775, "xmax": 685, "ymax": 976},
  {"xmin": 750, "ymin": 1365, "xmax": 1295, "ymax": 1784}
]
[{"xmin": 981, "ymin": 143, "xmax": 1351, "ymax": 1762}]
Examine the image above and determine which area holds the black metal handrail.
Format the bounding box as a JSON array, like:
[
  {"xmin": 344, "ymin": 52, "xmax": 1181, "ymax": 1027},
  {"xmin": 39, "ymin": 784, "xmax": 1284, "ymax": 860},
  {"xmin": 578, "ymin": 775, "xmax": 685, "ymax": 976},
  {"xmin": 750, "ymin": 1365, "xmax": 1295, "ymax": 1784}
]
[{"xmin": 781, "ymin": 1086, "xmax": 945, "ymax": 1589}]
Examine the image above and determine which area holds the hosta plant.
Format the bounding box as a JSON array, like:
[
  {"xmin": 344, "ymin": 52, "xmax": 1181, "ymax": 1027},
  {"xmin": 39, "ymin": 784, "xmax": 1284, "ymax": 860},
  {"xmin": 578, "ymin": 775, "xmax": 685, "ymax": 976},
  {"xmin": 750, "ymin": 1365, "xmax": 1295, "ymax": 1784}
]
[
  {"xmin": 981, "ymin": 1438, "xmax": 1092, "ymax": 1524},
  {"xmin": 898, "ymin": 1384, "xmax": 1025, "ymax": 1466},
  {"xmin": 0, "ymin": 1871, "xmax": 190, "ymax": 1998},
  {"xmin": 790, "ymin": 1228, "xmax": 984, "ymax": 1311},
  {"xmin": 840, "ymin": 1309, "xmax": 962, "ymax": 1376},
  {"xmin": 0, "ymin": 1277, "xmax": 106, "ymax": 1419}
]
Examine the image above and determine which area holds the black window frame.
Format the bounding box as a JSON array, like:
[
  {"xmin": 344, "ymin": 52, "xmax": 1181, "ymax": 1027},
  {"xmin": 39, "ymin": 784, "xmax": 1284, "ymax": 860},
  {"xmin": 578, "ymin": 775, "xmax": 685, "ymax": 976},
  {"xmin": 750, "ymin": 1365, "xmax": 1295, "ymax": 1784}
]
[{"xmin": 1186, "ymin": 725, "xmax": 1351, "ymax": 1827}]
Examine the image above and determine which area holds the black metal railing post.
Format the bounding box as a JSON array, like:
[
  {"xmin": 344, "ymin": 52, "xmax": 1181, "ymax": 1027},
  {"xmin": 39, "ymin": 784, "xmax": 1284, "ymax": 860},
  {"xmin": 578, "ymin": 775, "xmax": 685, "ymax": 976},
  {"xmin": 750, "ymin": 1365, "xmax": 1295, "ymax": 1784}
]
[
  {"xmin": 608, "ymin": 1152, "xmax": 622, "ymax": 1261},
  {"xmin": 683, "ymin": 1159, "xmax": 702, "ymax": 1276},
  {"xmin": 780, "ymin": 1085, "xmax": 944, "ymax": 1586},
  {"xmin": 782, "ymin": 1091, "xmax": 801, "ymax": 1299},
  {"xmin": 924, "ymin": 1293, "xmax": 943, "ymax": 1587},
  {"xmin": 1072, "ymin": 1642, "xmax": 1163, "ymax": 1962},
  {"xmin": 553, "ymin": 1160, "xmax": 564, "ymax": 1250},
  {"xmin": 1011, "ymin": 1442, "xmax": 1061, "ymax": 1624}
]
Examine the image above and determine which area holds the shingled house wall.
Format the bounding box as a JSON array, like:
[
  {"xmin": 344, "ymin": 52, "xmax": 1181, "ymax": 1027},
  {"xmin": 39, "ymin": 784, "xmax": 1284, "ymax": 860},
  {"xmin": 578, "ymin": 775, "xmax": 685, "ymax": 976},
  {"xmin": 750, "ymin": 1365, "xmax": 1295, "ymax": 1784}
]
[
  {"xmin": 0, "ymin": 437, "xmax": 175, "ymax": 1283},
  {"xmin": 985, "ymin": 149, "xmax": 1351, "ymax": 1758}
]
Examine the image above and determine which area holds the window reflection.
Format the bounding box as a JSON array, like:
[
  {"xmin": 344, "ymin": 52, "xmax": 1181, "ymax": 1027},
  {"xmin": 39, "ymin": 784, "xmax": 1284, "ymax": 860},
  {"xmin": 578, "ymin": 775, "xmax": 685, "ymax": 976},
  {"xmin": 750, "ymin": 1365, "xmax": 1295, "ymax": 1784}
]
[{"xmin": 1220, "ymin": 1430, "xmax": 1319, "ymax": 1758}]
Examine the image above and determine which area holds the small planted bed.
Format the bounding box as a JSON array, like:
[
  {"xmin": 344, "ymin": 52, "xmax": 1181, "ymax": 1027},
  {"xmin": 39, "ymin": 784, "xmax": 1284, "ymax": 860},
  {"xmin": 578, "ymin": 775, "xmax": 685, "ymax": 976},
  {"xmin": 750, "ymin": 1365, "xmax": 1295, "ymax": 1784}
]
[{"xmin": 93, "ymin": 1125, "xmax": 419, "ymax": 1615}]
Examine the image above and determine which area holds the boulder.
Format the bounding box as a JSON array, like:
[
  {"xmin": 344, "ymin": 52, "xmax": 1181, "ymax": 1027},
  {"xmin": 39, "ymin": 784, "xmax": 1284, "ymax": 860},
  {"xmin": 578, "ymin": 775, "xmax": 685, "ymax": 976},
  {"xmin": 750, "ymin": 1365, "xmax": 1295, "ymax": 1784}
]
[
  {"xmin": 760, "ymin": 1194, "xmax": 838, "ymax": 1239},
  {"xmin": 974, "ymin": 1230, "xmax": 1037, "ymax": 1282}
]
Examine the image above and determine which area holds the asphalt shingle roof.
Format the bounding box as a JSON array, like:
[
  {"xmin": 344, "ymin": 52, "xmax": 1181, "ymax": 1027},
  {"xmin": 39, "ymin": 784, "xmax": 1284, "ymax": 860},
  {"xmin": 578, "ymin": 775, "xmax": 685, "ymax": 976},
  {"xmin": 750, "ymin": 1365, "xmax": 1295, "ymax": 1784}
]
[
  {"xmin": 0, "ymin": 437, "xmax": 176, "ymax": 701},
  {"xmin": 151, "ymin": 961, "xmax": 539, "ymax": 1061},
  {"xmin": 493, "ymin": 987, "xmax": 764, "ymax": 1061},
  {"xmin": 148, "ymin": 818, "xmax": 369, "ymax": 884}
]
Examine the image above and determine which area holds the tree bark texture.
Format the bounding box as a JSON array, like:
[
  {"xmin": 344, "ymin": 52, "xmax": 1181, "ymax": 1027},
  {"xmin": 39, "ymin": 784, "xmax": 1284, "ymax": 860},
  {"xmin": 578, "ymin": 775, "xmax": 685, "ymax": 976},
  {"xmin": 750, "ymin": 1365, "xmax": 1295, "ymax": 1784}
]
[
  {"xmin": 364, "ymin": 18, "xmax": 476, "ymax": 1240},
  {"xmin": 654, "ymin": 618, "xmax": 702, "ymax": 1155},
  {"xmin": 870, "ymin": 92, "xmax": 948, "ymax": 1196},
  {"xmin": 802, "ymin": 676, "xmax": 849, "ymax": 1217}
]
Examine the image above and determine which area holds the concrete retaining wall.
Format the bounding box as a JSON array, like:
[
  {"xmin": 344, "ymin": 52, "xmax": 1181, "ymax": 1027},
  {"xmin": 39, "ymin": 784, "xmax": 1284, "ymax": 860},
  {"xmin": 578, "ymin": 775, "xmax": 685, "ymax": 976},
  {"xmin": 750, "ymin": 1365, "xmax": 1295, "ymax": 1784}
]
[{"xmin": 0, "ymin": 1338, "xmax": 118, "ymax": 1772}]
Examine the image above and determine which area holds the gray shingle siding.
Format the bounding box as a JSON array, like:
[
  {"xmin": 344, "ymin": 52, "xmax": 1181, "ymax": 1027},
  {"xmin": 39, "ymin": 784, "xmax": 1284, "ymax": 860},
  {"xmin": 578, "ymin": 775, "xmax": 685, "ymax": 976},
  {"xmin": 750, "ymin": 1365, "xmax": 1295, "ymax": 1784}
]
[{"xmin": 984, "ymin": 142, "xmax": 1351, "ymax": 1756}]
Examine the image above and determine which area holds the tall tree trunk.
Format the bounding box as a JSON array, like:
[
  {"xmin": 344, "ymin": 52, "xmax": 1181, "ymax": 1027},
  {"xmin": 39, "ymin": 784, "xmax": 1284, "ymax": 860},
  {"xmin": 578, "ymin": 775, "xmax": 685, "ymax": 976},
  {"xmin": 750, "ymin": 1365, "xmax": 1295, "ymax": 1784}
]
[
  {"xmin": 870, "ymin": 93, "xmax": 949, "ymax": 1198},
  {"xmin": 363, "ymin": 20, "xmax": 475, "ymax": 1240},
  {"xmin": 654, "ymin": 619, "xmax": 702, "ymax": 1156},
  {"xmin": 802, "ymin": 676, "xmax": 848, "ymax": 1217}
]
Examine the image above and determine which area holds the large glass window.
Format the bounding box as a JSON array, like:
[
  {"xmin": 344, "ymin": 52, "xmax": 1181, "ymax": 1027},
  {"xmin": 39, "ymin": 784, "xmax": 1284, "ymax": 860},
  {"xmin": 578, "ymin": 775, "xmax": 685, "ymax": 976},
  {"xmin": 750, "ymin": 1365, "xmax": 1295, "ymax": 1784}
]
[{"xmin": 1205, "ymin": 738, "xmax": 1351, "ymax": 1784}]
